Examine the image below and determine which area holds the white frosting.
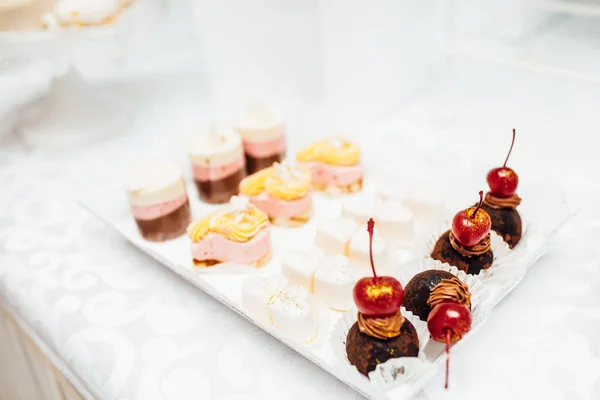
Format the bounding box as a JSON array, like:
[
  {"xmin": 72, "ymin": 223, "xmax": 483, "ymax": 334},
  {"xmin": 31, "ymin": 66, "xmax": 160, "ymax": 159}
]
[
  {"xmin": 52, "ymin": 0, "xmax": 124, "ymax": 24},
  {"xmin": 268, "ymin": 285, "xmax": 318, "ymax": 344},
  {"xmin": 188, "ymin": 124, "xmax": 244, "ymax": 167},
  {"xmin": 347, "ymin": 226, "xmax": 389, "ymax": 275},
  {"xmin": 281, "ymin": 247, "xmax": 323, "ymax": 292},
  {"xmin": 315, "ymin": 217, "xmax": 358, "ymax": 255},
  {"xmin": 124, "ymin": 161, "xmax": 187, "ymax": 206},
  {"xmin": 234, "ymin": 102, "xmax": 284, "ymax": 143},
  {"xmin": 313, "ymin": 254, "xmax": 355, "ymax": 311},
  {"xmin": 241, "ymin": 274, "xmax": 288, "ymax": 326}
]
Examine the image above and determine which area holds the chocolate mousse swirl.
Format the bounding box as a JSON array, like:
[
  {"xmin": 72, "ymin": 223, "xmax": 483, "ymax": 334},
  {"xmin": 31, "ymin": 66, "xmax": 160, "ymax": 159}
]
[
  {"xmin": 483, "ymin": 192, "xmax": 521, "ymax": 210},
  {"xmin": 427, "ymin": 277, "xmax": 471, "ymax": 309},
  {"xmin": 357, "ymin": 310, "xmax": 404, "ymax": 340},
  {"xmin": 449, "ymin": 231, "xmax": 491, "ymax": 258}
]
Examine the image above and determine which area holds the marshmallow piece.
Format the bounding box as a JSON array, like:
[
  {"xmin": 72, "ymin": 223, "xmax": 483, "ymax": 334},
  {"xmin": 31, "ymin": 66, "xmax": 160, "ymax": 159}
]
[
  {"xmin": 241, "ymin": 274, "xmax": 288, "ymax": 325},
  {"xmin": 315, "ymin": 217, "xmax": 358, "ymax": 255},
  {"xmin": 347, "ymin": 226, "xmax": 389, "ymax": 275},
  {"xmin": 376, "ymin": 199, "xmax": 415, "ymax": 244},
  {"xmin": 404, "ymin": 184, "xmax": 446, "ymax": 226},
  {"xmin": 281, "ymin": 247, "xmax": 324, "ymax": 292},
  {"xmin": 268, "ymin": 285, "xmax": 318, "ymax": 344},
  {"xmin": 313, "ymin": 254, "xmax": 355, "ymax": 311}
]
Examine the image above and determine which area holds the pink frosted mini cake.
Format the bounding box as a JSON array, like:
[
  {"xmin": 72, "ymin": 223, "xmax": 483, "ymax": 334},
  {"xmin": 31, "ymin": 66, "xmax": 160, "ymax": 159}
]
[
  {"xmin": 187, "ymin": 196, "xmax": 271, "ymax": 267},
  {"xmin": 188, "ymin": 124, "xmax": 246, "ymax": 204},
  {"xmin": 239, "ymin": 161, "xmax": 312, "ymax": 227},
  {"xmin": 125, "ymin": 160, "xmax": 191, "ymax": 242},
  {"xmin": 234, "ymin": 102, "xmax": 286, "ymax": 175},
  {"xmin": 296, "ymin": 137, "xmax": 363, "ymax": 195}
]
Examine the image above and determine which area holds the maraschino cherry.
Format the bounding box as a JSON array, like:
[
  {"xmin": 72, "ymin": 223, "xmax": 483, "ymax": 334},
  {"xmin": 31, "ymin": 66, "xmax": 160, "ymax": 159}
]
[
  {"xmin": 451, "ymin": 191, "xmax": 491, "ymax": 247},
  {"xmin": 353, "ymin": 219, "xmax": 404, "ymax": 318},
  {"xmin": 427, "ymin": 301, "xmax": 472, "ymax": 389},
  {"xmin": 487, "ymin": 129, "xmax": 519, "ymax": 198}
]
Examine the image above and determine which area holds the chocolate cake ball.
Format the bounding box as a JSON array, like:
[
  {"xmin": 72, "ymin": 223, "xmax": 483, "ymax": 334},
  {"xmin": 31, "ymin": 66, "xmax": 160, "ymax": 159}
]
[
  {"xmin": 345, "ymin": 319, "xmax": 420, "ymax": 376},
  {"xmin": 482, "ymin": 204, "xmax": 521, "ymax": 249},
  {"xmin": 403, "ymin": 269, "xmax": 455, "ymax": 321},
  {"xmin": 431, "ymin": 230, "xmax": 493, "ymax": 275}
]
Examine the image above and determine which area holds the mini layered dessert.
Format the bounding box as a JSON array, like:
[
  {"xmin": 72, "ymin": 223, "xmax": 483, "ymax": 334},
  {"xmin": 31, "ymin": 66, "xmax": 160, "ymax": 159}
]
[
  {"xmin": 188, "ymin": 125, "xmax": 246, "ymax": 204},
  {"xmin": 482, "ymin": 129, "xmax": 522, "ymax": 248},
  {"xmin": 234, "ymin": 102, "xmax": 286, "ymax": 175},
  {"xmin": 282, "ymin": 249, "xmax": 355, "ymax": 311},
  {"xmin": 124, "ymin": 160, "xmax": 191, "ymax": 242},
  {"xmin": 346, "ymin": 219, "xmax": 419, "ymax": 377},
  {"xmin": 42, "ymin": 0, "xmax": 130, "ymax": 28},
  {"xmin": 296, "ymin": 137, "xmax": 363, "ymax": 195},
  {"xmin": 431, "ymin": 191, "xmax": 494, "ymax": 275},
  {"xmin": 187, "ymin": 196, "xmax": 271, "ymax": 267},
  {"xmin": 239, "ymin": 161, "xmax": 312, "ymax": 226},
  {"xmin": 404, "ymin": 269, "xmax": 472, "ymax": 389}
]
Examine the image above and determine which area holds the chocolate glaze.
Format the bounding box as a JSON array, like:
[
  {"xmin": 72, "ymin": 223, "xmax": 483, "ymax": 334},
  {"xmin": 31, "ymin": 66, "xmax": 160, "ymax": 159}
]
[
  {"xmin": 431, "ymin": 230, "xmax": 493, "ymax": 275},
  {"xmin": 194, "ymin": 168, "xmax": 245, "ymax": 204},
  {"xmin": 346, "ymin": 319, "xmax": 419, "ymax": 377},
  {"xmin": 403, "ymin": 270, "xmax": 456, "ymax": 321},
  {"xmin": 245, "ymin": 152, "xmax": 285, "ymax": 175},
  {"xmin": 135, "ymin": 200, "xmax": 191, "ymax": 242},
  {"xmin": 481, "ymin": 204, "xmax": 522, "ymax": 249}
]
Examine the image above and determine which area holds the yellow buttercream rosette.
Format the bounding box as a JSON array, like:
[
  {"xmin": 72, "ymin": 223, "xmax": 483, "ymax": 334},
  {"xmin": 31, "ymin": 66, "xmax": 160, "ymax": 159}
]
[
  {"xmin": 239, "ymin": 162, "xmax": 311, "ymax": 201},
  {"xmin": 296, "ymin": 137, "xmax": 360, "ymax": 166},
  {"xmin": 187, "ymin": 197, "xmax": 269, "ymax": 243},
  {"xmin": 239, "ymin": 167, "xmax": 273, "ymax": 197}
]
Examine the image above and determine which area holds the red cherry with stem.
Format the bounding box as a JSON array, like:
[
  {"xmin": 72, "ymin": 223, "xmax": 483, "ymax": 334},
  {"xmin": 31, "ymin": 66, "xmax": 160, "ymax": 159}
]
[
  {"xmin": 487, "ymin": 129, "xmax": 519, "ymax": 198},
  {"xmin": 451, "ymin": 191, "xmax": 491, "ymax": 247},
  {"xmin": 427, "ymin": 302, "xmax": 472, "ymax": 389},
  {"xmin": 353, "ymin": 219, "xmax": 404, "ymax": 317}
]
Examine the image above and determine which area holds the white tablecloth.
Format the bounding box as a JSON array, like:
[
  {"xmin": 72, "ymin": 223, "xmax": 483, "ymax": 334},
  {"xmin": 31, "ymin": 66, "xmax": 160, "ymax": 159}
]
[{"xmin": 1, "ymin": 62, "xmax": 600, "ymax": 400}]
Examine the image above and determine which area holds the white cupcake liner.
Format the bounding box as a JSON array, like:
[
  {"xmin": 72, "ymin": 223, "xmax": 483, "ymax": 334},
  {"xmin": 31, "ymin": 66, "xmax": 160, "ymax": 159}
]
[
  {"xmin": 413, "ymin": 220, "xmax": 513, "ymax": 281},
  {"xmin": 392, "ymin": 258, "xmax": 490, "ymax": 327},
  {"xmin": 330, "ymin": 307, "xmax": 434, "ymax": 394}
]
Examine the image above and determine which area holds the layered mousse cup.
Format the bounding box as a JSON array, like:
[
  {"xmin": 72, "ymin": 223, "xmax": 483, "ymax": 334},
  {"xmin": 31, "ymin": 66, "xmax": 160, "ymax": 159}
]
[
  {"xmin": 296, "ymin": 137, "xmax": 363, "ymax": 195},
  {"xmin": 187, "ymin": 196, "xmax": 271, "ymax": 267},
  {"xmin": 234, "ymin": 102, "xmax": 286, "ymax": 174},
  {"xmin": 125, "ymin": 161, "xmax": 192, "ymax": 242},
  {"xmin": 188, "ymin": 126, "xmax": 246, "ymax": 204},
  {"xmin": 239, "ymin": 161, "xmax": 312, "ymax": 227}
]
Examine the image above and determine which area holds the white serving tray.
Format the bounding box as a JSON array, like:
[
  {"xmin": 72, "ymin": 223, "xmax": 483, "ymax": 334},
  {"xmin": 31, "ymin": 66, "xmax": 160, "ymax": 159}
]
[{"xmin": 81, "ymin": 174, "xmax": 575, "ymax": 400}]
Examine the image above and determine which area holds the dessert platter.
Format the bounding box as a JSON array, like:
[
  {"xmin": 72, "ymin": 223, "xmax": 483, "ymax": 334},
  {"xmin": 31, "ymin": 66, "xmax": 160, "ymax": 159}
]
[{"xmin": 81, "ymin": 111, "xmax": 575, "ymax": 399}]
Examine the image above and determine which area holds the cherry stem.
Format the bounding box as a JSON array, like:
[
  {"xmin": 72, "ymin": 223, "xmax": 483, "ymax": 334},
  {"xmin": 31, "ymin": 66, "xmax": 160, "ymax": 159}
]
[
  {"xmin": 503, "ymin": 129, "xmax": 516, "ymax": 168},
  {"xmin": 367, "ymin": 218, "xmax": 377, "ymax": 278},
  {"xmin": 470, "ymin": 191, "xmax": 484, "ymax": 219},
  {"xmin": 445, "ymin": 329, "xmax": 451, "ymax": 390}
]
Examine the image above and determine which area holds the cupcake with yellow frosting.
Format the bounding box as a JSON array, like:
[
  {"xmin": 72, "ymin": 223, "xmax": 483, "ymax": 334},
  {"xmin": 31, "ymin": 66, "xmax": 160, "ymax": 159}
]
[
  {"xmin": 187, "ymin": 196, "xmax": 271, "ymax": 267},
  {"xmin": 296, "ymin": 137, "xmax": 363, "ymax": 195},
  {"xmin": 239, "ymin": 161, "xmax": 312, "ymax": 227}
]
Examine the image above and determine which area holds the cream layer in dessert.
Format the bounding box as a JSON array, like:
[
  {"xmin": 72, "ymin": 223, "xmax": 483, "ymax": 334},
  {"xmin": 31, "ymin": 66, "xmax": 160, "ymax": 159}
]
[
  {"xmin": 124, "ymin": 160, "xmax": 191, "ymax": 242},
  {"xmin": 188, "ymin": 125, "xmax": 246, "ymax": 204},
  {"xmin": 187, "ymin": 196, "xmax": 271, "ymax": 266},
  {"xmin": 296, "ymin": 137, "xmax": 363, "ymax": 195},
  {"xmin": 234, "ymin": 102, "xmax": 286, "ymax": 174},
  {"xmin": 240, "ymin": 162, "xmax": 312, "ymax": 226},
  {"xmin": 241, "ymin": 274, "xmax": 288, "ymax": 325},
  {"xmin": 268, "ymin": 284, "xmax": 318, "ymax": 344}
]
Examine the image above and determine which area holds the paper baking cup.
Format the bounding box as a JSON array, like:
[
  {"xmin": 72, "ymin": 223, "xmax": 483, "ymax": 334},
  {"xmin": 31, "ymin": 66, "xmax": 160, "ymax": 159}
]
[
  {"xmin": 413, "ymin": 220, "xmax": 512, "ymax": 281},
  {"xmin": 393, "ymin": 258, "xmax": 490, "ymax": 326},
  {"xmin": 330, "ymin": 307, "xmax": 433, "ymax": 394}
]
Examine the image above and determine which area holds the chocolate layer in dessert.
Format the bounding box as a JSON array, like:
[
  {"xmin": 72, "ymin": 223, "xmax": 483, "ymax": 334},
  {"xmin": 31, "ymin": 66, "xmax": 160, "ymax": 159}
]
[
  {"xmin": 482, "ymin": 205, "xmax": 522, "ymax": 249},
  {"xmin": 135, "ymin": 200, "xmax": 191, "ymax": 242},
  {"xmin": 431, "ymin": 230, "xmax": 493, "ymax": 275},
  {"xmin": 195, "ymin": 168, "xmax": 245, "ymax": 204},
  {"xmin": 346, "ymin": 319, "xmax": 419, "ymax": 376},
  {"xmin": 245, "ymin": 152, "xmax": 285, "ymax": 175}
]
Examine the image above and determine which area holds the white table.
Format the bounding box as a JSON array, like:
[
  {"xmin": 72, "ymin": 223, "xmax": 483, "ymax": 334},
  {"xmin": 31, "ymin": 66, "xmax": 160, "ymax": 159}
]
[{"xmin": 1, "ymin": 60, "xmax": 600, "ymax": 400}]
